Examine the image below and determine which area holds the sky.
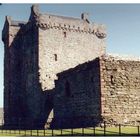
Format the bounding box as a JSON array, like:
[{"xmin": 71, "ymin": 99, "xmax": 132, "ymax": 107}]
[{"xmin": 1, "ymin": 4, "xmax": 140, "ymax": 107}]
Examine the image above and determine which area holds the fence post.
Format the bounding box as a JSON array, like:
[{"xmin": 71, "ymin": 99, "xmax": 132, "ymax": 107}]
[
  {"xmin": 9, "ymin": 123, "xmax": 11, "ymax": 134},
  {"xmin": 93, "ymin": 126, "xmax": 95, "ymax": 136},
  {"xmin": 138, "ymin": 126, "xmax": 140, "ymax": 136},
  {"xmin": 44, "ymin": 128, "xmax": 45, "ymax": 136},
  {"xmin": 37, "ymin": 129, "xmax": 39, "ymax": 136},
  {"xmin": 1, "ymin": 119, "xmax": 3, "ymax": 134},
  {"xmin": 61, "ymin": 129, "xmax": 63, "ymax": 135},
  {"xmin": 119, "ymin": 124, "xmax": 121, "ymax": 136},
  {"xmin": 30, "ymin": 129, "xmax": 32, "ymax": 136},
  {"xmin": 18, "ymin": 118, "xmax": 20, "ymax": 135},
  {"xmin": 71, "ymin": 128, "xmax": 73, "ymax": 136},
  {"xmin": 1, "ymin": 126, "xmax": 2, "ymax": 134},
  {"xmin": 104, "ymin": 121, "xmax": 106, "ymax": 136},
  {"xmin": 82, "ymin": 128, "xmax": 84, "ymax": 136},
  {"xmin": 52, "ymin": 128, "xmax": 54, "ymax": 136}
]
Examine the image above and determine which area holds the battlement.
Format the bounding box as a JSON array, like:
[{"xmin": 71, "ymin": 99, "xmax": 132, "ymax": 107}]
[
  {"xmin": 30, "ymin": 5, "xmax": 106, "ymax": 39},
  {"xmin": 2, "ymin": 4, "xmax": 107, "ymax": 45}
]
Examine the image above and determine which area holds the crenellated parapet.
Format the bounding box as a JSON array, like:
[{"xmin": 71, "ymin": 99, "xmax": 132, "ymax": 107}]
[
  {"xmin": 2, "ymin": 4, "xmax": 106, "ymax": 45},
  {"xmin": 36, "ymin": 21, "xmax": 106, "ymax": 39},
  {"xmin": 29, "ymin": 5, "xmax": 107, "ymax": 39}
]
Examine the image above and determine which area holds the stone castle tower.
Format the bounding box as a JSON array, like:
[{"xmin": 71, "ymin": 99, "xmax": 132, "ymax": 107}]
[{"xmin": 2, "ymin": 5, "xmax": 106, "ymax": 128}]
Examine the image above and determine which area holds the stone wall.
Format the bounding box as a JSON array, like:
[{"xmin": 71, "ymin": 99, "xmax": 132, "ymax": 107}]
[
  {"xmin": 52, "ymin": 58, "xmax": 102, "ymax": 128},
  {"xmin": 3, "ymin": 5, "xmax": 140, "ymax": 129},
  {"xmin": 100, "ymin": 55, "xmax": 140, "ymax": 126},
  {"xmin": 2, "ymin": 5, "xmax": 106, "ymax": 129},
  {"xmin": 2, "ymin": 17, "xmax": 24, "ymax": 127},
  {"xmin": 53, "ymin": 55, "xmax": 140, "ymax": 128},
  {"xmin": 2, "ymin": 9, "xmax": 55, "ymax": 129},
  {"xmin": 38, "ymin": 12, "xmax": 106, "ymax": 91}
]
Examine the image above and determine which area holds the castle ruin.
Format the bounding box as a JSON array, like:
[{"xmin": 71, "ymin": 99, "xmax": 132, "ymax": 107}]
[{"xmin": 2, "ymin": 5, "xmax": 140, "ymax": 129}]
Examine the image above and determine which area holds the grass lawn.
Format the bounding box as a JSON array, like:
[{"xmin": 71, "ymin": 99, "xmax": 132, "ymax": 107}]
[{"xmin": 0, "ymin": 126, "xmax": 139, "ymax": 136}]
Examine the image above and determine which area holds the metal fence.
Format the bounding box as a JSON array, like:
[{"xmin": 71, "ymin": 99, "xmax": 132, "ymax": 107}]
[{"xmin": 0, "ymin": 119, "xmax": 140, "ymax": 136}]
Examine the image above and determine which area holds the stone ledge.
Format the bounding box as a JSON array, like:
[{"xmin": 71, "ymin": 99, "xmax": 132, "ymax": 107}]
[{"xmin": 101, "ymin": 54, "xmax": 140, "ymax": 61}]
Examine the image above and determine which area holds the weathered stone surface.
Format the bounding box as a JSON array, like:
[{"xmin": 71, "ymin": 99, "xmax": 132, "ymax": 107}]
[
  {"xmin": 4, "ymin": 4, "xmax": 140, "ymax": 129},
  {"xmin": 38, "ymin": 11, "xmax": 106, "ymax": 91},
  {"xmin": 52, "ymin": 54, "xmax": 140, "ymax": 128},
  {"xmin": 100, "ymin": 55, "xmax": 140, "ymax": 126},
  {"xmin": 52, "ymin": 59, "xmax": 102, "ymax": 128},
  {"xmin": 3, "ymin": 4, "xmax": 140, "ymax": 129},
  {"xmin": 2, "ymin": 5, "xmax": 106, "ymax": 129}
]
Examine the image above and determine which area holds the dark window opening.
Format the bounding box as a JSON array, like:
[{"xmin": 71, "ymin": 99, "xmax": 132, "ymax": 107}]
[
  {"xmin": 110, "ymin": 75, "xmax": 114, "ymax": 85},
  {"xmin": 63, "ymin": 32, "xmax": 67, "ymax": 38},
  {"xmin": 54, "ymin": 54, "xmax": 57, "ymax": 61},
  {"xmin": 65, "ymin": 81, "xmax": 71, "ymax": 97}
]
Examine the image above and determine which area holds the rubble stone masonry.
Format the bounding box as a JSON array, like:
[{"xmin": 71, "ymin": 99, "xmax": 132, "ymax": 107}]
[
  {"xmin": 3, "ymin": 4, "xmax": 140, "ymax": 129},
  {"xmin": 100, "ymin": 55, "xmax": 140, "ymax": 126},
  {"xmin": 38, "ymin": 12, "xmax": 106, "ymax": 91},
  {"xmin": 2, "ymin": 5, "xmax": 106, "ymax": 129},
  {"xmin": 53, "ymin": 58, "xmax": 102, "ymax": 128}
]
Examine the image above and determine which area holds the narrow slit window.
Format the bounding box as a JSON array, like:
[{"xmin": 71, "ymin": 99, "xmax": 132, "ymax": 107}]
[
  {"xmin": 54, "ymin": 54, "xmax": 57, "ymax": 61},
  {"xmin": 63, "ymin": 32, "xmax": 67, "ymax": 38},
  {"xmin": 111, "ymin": 75, "xmax": 114, "ymax": 85}
]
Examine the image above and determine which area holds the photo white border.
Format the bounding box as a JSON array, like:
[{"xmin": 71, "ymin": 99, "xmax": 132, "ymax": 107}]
[
  {"xmin": 1, "ymin": 1, "xmax": 140, "ymax": 140},
  {"xmin": 1, "ymin": 0, "xmax": 140, "ymax": 3}
]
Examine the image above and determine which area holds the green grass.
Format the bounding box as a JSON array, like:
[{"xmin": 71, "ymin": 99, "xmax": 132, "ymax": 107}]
[{"xmin": 0, "ymin": 126, "xmax": 139, "ymax": 136}]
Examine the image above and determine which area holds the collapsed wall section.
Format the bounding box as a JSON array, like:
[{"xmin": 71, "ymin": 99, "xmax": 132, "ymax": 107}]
[{"xmin": 100, "ymin": 55, "xmax": 140, "ymax": 126}]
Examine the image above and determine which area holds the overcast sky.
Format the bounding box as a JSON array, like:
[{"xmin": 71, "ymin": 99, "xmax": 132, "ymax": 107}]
[{"xmin": 1, "ymin": 4, "xmax": 140, "ymax": 107}]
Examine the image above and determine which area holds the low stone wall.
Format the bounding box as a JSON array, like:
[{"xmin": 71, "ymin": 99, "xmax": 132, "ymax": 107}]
[{"xmin": 100, "ymin": 55, "xmax": 140, "ymax": 126}]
